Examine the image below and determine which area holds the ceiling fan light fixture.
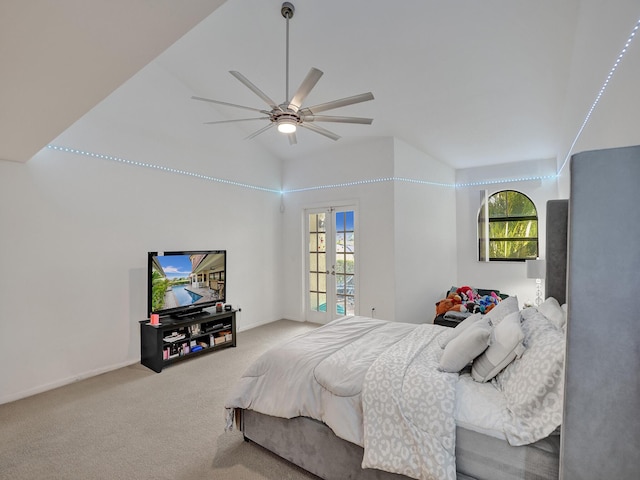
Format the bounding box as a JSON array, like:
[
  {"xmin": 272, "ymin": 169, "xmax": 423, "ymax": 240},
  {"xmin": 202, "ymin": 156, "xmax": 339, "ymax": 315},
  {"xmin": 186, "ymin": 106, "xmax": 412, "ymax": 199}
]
[{"xmin": 277, "ymin": 118, "xmax": 297, "ymax": 133}]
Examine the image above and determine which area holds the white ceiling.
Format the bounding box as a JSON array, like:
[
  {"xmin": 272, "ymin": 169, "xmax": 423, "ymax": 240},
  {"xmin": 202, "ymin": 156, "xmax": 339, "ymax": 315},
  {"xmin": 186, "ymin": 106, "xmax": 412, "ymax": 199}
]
[
  {"xmin": 0, "ymin": 0, "xmax": 226, "ymax": 163},
  {"xmin": 4, "ymin": 0, "xmax": 640, "ymax": 170}
]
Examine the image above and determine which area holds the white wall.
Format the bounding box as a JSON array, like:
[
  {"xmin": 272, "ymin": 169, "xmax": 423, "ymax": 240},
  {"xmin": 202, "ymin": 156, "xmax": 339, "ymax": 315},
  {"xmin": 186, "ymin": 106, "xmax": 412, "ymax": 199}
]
[
  {"xmin": 455, "ymin": 158, "xmax": 561, "ymax": 306},
  {"xmin": 280, "ymin": 137, "xmax": 457, "ymax": 324},
  {"xmin": 0, "ymin": 64, "xmax": 285, "ymax": 404},
  {"xmin": 393, "ymin": 139, "xmax": 457, "ymax": 323},
  {"xmin": 281, "ymin": 137, "xmax": 396, "ymax": 321}
]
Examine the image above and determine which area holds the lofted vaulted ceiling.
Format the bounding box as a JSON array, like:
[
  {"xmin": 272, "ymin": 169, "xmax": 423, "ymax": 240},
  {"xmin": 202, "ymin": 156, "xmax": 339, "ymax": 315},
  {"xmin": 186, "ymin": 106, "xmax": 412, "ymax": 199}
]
[
  {"xmin": 0, "ymin": 0, "xmax": 226, "ymax": 163},
  {"xmin": 3, "ymin": 0, "xmax": 640, "ymax": 170}
]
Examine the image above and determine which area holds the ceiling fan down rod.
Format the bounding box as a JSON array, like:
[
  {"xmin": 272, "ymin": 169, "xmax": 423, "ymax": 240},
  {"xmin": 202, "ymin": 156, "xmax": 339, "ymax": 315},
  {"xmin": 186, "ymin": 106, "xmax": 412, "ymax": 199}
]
[{"xmin": 282, "ymin": 2, "xmax": 295, "ymax": 103}]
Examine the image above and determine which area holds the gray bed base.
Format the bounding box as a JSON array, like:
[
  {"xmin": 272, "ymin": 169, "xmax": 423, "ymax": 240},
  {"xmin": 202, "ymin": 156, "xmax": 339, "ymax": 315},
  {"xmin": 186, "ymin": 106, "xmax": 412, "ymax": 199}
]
[{"xmin": 240, "ymin": 409, "xmax": 560, "ymax": 480}]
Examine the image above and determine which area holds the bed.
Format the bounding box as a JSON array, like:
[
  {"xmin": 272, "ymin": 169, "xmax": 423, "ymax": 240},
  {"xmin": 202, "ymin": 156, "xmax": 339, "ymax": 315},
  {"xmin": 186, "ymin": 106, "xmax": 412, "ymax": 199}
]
[{"xmin": 225, "ymin": 201, "xmax": 568, "ymax": 480}]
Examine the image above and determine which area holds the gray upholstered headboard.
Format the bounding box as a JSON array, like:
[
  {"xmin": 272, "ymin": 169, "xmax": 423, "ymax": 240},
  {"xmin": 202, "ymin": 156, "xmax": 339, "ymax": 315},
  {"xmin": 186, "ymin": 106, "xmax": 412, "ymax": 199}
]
[{"xmin": 545, "ymin": 199, "xmax": 568, "ymax": 305}]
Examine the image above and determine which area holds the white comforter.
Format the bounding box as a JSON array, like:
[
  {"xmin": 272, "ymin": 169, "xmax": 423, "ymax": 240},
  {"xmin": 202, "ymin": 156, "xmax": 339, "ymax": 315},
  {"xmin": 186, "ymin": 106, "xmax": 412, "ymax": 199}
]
[{"xmin": 225, "ymin": 316, "xmax": 419, "ymax": 444}]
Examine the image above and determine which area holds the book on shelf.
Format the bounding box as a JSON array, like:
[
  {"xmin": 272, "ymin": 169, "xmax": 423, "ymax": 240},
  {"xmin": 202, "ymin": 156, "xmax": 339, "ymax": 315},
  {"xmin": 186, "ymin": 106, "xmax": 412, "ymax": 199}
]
[{"xmin": 163, "ymin": 333, "xmax": 186, "ymax": 343}]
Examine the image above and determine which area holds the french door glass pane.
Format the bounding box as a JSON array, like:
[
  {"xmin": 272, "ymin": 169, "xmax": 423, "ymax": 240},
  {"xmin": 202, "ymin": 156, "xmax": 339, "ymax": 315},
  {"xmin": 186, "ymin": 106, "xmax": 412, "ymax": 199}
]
[
  {"xmin": 335, "ymin": 210, "xmax": 355, "ymax": 316},
  {"xmin": 318, "ymin": 233, "xmax": 326, "ymax": 252},
  {"xmin": 309, "ymin": 212, "xmax": 327, "ymax": 313},
  {"xmin": 336, "ymin": 294, "xmax": 346, "ymax": 315},
  {"xmin": 310, "ymin": 292, "xmax": 318, "ymax": 310},
  {"xmin": 319, "ymin": 272, "xmax": 327, "ymax": 292},
  {"xmin": 318, "ymin": 253, "xmax": 326, "ymax": 272},
  {"xmin": 346, "ymin": 234, "xmax": 354, "ymax": 253},
  {"xmin": 318, "ymin": 293, "xmax": 327, "ymax": 311}
]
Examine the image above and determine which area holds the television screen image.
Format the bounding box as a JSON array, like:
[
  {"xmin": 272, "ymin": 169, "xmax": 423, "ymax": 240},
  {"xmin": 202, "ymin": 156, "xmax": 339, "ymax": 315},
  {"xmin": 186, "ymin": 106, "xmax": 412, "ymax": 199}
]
[{"xmin": 148, "ymin": 250, "xmax": 226, "ymax": 319}]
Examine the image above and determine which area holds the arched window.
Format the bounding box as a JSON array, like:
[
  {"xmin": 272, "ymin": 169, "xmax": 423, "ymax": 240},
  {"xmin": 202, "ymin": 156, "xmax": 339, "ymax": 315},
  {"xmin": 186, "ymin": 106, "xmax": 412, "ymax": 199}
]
[{"xmin": 478, "ymin": 190, "xmax": 538, "ymax": 261}]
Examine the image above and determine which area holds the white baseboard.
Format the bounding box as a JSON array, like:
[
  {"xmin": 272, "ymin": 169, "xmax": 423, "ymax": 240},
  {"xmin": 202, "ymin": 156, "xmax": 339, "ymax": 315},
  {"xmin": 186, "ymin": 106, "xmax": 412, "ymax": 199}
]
[{"xmin": 0, "ymin": 359, "xmax": 139, "ymax": 405}]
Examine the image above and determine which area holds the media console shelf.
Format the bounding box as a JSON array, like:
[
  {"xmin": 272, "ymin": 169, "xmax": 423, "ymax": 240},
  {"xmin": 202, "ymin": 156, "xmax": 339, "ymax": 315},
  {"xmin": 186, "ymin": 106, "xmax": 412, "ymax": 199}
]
[{"xmin": 140, "ymin": 309, "xmax": 236, "ymax": 373}]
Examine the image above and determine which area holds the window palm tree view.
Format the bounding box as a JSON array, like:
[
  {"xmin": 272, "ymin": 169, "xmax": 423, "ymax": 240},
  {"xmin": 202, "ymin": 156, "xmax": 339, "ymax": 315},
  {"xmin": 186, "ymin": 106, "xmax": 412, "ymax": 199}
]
[{"xmin": 478, "ymin": 190, "xmax": 538, "ymax": 261}]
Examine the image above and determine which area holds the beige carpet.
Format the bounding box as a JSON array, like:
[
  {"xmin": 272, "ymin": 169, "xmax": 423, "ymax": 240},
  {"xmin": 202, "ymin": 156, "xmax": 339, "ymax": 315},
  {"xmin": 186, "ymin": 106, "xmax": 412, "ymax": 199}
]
[{"xmin": 0, "ymin": 319, "xmax": 321, "ymax": 480}]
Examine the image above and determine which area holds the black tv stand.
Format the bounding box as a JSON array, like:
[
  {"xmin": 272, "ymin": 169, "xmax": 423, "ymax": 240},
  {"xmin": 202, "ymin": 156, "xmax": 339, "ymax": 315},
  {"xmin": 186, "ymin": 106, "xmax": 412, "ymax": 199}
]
[
  {"xmin": 140, "ymin": 308, "xmax": 236, "ymax": 373},
  {"xmin": 171, "ymin": 309, "xmax": 207, "ymax": 320}
]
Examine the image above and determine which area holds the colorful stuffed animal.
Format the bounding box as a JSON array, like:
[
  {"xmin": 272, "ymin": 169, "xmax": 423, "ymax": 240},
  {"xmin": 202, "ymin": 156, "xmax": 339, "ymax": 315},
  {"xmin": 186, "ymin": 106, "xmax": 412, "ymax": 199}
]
[
  {"xmin": 466, "ymin": 302, "xmax": 481, "ymax": 314},
  {"xmin": 477, "ymin": 292, "xmax": 501, "ymax": 313},
  {"xmin": 435, "ymin": 298, "xmax": 454, "ymax": 316},
  {"xmin": 435, "ymin": 293, "xmax": 463, "ymax": 316},
  {"xmin": 456, "ymin": 286, "xmax": 477, "ymax": 302}
]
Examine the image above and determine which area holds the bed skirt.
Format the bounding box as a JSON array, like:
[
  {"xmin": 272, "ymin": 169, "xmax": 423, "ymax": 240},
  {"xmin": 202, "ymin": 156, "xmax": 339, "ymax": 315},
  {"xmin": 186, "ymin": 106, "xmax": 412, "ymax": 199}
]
[{"xmin": 239, "ymin": 409, "xmax": 560, "ymax": 480}]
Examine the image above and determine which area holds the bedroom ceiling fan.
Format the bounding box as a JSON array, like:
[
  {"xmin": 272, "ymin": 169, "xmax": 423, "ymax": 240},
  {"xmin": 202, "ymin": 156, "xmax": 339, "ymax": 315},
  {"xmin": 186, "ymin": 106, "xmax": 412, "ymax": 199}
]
[{"xmin": 191, "ymin": 2, "xmax": 374, "ymax": 145}]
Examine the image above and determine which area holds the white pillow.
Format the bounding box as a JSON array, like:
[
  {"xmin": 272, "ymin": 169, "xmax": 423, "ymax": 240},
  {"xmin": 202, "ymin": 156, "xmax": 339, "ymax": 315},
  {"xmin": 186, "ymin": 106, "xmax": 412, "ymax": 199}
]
[
  {"xmin": 438, "ymin": 313, "xmax": 483, "ymax": 348},
  {"xmin": 537, "ymin": 297, "xmax": 565, "ymax": 329},
  {"xmin": 439, "ymin": 319, "xmax": 491, "ymax": 373},
  {"xmin": 484, "ymin": 295, "xmax": 519, "ymax": 326},
  {"xmin": 472, "ymin": 311, "xmax": 525, "ymax": 383}
]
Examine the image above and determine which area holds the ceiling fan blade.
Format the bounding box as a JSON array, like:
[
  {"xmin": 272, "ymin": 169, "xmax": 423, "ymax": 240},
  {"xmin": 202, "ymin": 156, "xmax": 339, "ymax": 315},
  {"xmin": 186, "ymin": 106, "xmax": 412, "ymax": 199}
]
[
  {"xmin": 229, "ymin": 71, "xmax": 280, "ymax": 110},
  {"xmin": 301, "ymin": 92, "xmax": 374, "ymax": 115},
  {"xmin": 244, "ymin": 123, "xmax": 274, "ymax": 140},
  {"xmin": 191, "ymin": 96, "xmax": 269, "ymax": 114},
  {"xmin": 299, "ymin": 123, "xmax": 341, "ymax": 141},
  {"xmin": 287, "ymin": 67, "xmax": 323, "ymax": 112},
  {"xmin": 288, "ymin": 132, "xmax": 297, "ymax": 145},
  {"xmin": 203, "ymin": 117, "xmax": 269, "ymax": 125},
  {"xmin": 302, "ymin": 115, "xmax": 373, "ymax": 125}
]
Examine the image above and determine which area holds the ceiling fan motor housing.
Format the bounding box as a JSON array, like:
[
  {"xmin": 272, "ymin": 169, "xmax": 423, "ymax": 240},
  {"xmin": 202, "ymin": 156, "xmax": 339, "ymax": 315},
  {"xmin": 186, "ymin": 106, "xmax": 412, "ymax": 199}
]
[
  {"xmin": 281, "ymin": 2, "xmax": 294, "ymax": 19},
  {"xmin": 273, "ymin": 111, "xmax": 299, "ymax": 123}
]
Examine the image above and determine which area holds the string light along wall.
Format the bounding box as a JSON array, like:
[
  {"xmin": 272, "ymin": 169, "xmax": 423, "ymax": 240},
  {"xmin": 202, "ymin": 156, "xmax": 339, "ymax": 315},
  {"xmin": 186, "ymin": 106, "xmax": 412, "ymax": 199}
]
[
  {"xmin": 47, "ymin": 144, "xmax": 559, "ymax": 194},
  {"xmin": 557, "ymin": 17, "xmax": 640, "ymax": 175},
  {"xmin": 46, "ymin": 15, "xmax": 640, "ymax": 193},
  {"xmin": 46, "ymin": 145, "xmax": 280, "ymax": 193}
]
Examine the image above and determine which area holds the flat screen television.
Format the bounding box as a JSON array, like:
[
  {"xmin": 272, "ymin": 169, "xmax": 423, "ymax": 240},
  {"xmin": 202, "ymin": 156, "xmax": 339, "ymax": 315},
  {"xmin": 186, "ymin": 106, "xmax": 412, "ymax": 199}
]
[{"xmin": 147, "ymin": 250, "xmax": 226, "ymax": 319}]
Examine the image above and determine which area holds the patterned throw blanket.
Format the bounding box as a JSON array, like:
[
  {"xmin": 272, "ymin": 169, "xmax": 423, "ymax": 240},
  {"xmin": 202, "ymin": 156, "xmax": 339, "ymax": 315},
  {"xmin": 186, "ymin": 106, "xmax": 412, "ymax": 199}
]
[{"xmin": 361, "ymin": 325, "xmax": 458, "ymax": 480}]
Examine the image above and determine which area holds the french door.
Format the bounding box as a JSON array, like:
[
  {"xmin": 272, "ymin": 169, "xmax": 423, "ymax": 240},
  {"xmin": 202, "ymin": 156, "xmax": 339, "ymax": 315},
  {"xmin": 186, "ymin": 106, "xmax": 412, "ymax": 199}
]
[{"xmin": 306, "ymin": 206, "xmax": 357, "ymax": 323}]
